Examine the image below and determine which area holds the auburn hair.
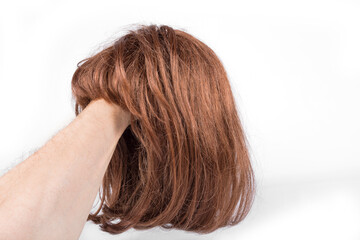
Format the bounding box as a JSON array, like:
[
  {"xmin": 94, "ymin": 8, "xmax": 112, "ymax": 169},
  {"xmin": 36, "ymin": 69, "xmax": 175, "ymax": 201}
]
[{"xmin": 71, "ymin": 24, "xmax": 255, "ymax": 234}]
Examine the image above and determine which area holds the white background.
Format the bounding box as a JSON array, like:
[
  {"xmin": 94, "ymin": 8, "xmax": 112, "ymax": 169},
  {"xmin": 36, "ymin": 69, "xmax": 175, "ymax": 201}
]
[{"xmin": 1, "ymin": 0, "xmax": 359, "ymax": 239}]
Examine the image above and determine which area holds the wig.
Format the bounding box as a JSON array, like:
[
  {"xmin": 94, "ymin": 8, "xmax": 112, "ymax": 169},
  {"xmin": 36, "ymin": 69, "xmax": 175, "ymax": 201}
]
[{"xmin": 71, "ymin": 24, "xmax": 255, "ymax": 234}]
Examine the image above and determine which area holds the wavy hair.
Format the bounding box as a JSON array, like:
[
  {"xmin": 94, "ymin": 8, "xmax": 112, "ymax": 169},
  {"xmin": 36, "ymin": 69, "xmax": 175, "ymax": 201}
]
[{"xmin": 71, "ymin": 24, "xmax": 255, "ymax": 234}]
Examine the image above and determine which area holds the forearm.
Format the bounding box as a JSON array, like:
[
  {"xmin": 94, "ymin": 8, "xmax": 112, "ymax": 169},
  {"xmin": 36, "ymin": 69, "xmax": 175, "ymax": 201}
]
[{"xmin": 0, "ymin": 99, "xmax": 130, "ymax": 240}]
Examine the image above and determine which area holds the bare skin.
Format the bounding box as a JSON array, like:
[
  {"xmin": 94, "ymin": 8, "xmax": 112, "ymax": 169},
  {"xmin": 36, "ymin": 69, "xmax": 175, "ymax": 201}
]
[{"xmin": 0, "ymin": 98, "xmax": 131, "ymax": 240}]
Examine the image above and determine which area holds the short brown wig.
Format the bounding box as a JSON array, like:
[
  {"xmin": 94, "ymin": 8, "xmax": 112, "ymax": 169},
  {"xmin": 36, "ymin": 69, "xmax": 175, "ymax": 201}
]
[{"xmin": 71, "ymin": 24, "xmax": 255, "ymax": 234}]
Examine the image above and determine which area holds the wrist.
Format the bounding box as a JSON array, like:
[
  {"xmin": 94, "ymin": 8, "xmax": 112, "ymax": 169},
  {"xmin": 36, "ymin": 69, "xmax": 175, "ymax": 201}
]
[{"xmin": 83, "ymin": 99, "xmax": 131, "ymax": 138}]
